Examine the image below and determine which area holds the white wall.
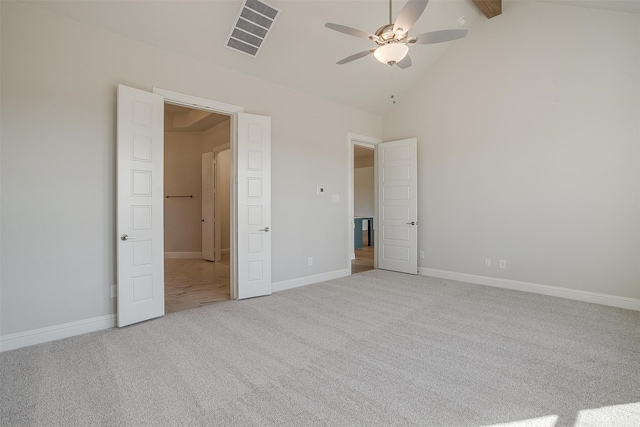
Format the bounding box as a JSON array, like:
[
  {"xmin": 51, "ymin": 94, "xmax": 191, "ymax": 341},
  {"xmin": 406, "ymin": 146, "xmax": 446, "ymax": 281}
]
[
  {"xmin": 202, "ymin": 119, "xmax": 230, "ymax": 153},
  {"xmin": 0, "ymin": 2, "xmax": 381, "ymax": 336},
  {"xmin": 384, "ymin": 1, "xmax": 640, "ymax": 299},
  {"xmin": 164, "ymin": 132, "xmax": 202, "ymax": 253},
  {"xmin": 354, "ymin": 167, "xmax": 374, "ymax": 218}
]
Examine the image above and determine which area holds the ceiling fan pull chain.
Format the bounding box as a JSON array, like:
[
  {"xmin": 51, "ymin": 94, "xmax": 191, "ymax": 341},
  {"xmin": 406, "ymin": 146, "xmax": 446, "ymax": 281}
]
[{"xmin": 390, "ymin": 65, "xmax": 397, "ymax": 105}]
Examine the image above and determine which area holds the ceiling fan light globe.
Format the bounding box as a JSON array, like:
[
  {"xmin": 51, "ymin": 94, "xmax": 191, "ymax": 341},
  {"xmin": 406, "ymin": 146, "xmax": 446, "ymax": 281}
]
[{"xmin": 374, "ymin": 43, "xmax": 409, "ymax": 65}]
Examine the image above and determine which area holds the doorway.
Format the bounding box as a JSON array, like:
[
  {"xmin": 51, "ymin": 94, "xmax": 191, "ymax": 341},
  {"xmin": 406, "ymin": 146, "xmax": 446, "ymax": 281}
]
[
  {"xmin": 352, "ymin": 145, "xmax": 375, "ymax": 274},
  {"xmin": 117, "ymin": 85, "xmax": 273, "ymax": 326},
  {"xmin": 163, "ymin": 104, "xmax": 232, "ymax": 313},
  {"xmin": 348, "ymin": 133, "xmax": 382, "ymax": 274}
]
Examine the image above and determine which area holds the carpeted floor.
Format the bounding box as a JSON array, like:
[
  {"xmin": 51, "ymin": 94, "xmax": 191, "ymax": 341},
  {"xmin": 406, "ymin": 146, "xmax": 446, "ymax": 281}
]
[{"xmin": 1, "ymin": 270, "xmax": 639, "ymax": 426}]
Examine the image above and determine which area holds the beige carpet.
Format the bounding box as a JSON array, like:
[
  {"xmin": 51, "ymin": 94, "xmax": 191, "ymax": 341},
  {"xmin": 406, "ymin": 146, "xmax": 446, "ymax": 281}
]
[{"xmin": 1, "ymin": 269, "xmax": 639, "ymax": 426}]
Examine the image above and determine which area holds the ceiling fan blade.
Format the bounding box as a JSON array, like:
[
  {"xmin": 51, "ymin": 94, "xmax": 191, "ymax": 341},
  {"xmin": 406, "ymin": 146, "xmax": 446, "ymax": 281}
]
[
  {"xmin": 325, "ymin": 23, "xmax": 375, "ymax": 40},
  {"xmin": 408, "ymin": 29, "xmax": 468, "ymax": 45},
  {"xmin": 336, "ymin": 49, "xmax": 376, "ymax": 65},
  {"xmin": 396, "ymin": 55, "xmax": 412, "ymax": 69},
  {"xmin": 393, "ymin": 0, "xmax": 429, "ymax": 35}
]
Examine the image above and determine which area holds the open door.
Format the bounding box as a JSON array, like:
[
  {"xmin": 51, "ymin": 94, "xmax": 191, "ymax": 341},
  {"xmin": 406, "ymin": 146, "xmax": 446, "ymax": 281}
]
[
  {"xmin": 377, "ymin": 138, "xmax": 418, "ymax": 274},
  {"xmin": 237, "ymin": 113, "xmax": 272, "ymax": 299},
  {"xmin": 202, "ymin": 152, "xmax": 215, "ymax": 261},
  {"xmin": 116, "ymin": 85, "xmax": 165, "ymax": 326}
]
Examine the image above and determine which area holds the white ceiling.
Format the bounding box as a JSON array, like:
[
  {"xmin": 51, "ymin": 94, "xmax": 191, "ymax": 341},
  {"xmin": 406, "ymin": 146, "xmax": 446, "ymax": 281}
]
[
  {"xmin": 534, "ymin": 0, "xmax": 640, "ymax": 14},
  {"xmin": 25, "ymin": 0, "xmax": 639, "ymax": 115}
]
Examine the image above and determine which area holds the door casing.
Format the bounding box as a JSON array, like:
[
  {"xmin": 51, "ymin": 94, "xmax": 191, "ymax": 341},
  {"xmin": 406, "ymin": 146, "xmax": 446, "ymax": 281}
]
[
  {"xmin": 154, "ymin": 88, "xmax": 242, "ymax": 299},
  {"xmin": 347, "ymin": 133, "xmax": 382, "ymax": 272}
]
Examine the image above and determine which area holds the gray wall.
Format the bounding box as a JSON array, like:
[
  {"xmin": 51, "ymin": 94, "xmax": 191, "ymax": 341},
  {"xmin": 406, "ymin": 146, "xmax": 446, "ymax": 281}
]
[
  {"xmin": 384, "ymin": 1, "xmax": 640, "ymax": 299},
  {"xmin": 0, "ymin": 2, "xmax": 381, "ymax": 335}
]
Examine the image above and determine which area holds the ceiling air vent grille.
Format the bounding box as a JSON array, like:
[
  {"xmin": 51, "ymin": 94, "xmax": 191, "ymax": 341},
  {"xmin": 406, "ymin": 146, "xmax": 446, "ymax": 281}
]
[{"xmin": 225, "ymin": 0, "xmax": 280, "ymax": 58}]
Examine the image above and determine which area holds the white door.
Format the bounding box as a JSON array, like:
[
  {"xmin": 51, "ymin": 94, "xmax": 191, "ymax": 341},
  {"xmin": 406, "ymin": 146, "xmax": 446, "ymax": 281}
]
[
  {"xmin": 237, "ymin": 113, "xmax": 271, "ymax": 299},
  {"xmin": 117, "ymin": 85, "xmax": 165, "ymax": 326},
  {"xmin": 377, "ymin": 138, "xmax": 418, "ymax": 274},
  {"xmin": 202, "ymin": 152, "xmax": 215, "ymax": 261}
]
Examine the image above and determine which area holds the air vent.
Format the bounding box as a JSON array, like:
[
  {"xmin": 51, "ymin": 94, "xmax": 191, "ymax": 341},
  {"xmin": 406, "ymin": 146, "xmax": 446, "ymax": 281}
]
[{"xmin": 225, "ymin": 0, "xmax": 280, "ymax": 58}]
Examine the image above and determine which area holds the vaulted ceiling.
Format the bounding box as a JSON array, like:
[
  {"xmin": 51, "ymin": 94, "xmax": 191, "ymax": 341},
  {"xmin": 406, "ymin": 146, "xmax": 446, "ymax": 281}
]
[
  {"xmin": 25, "ymin": 0, "xmax": 639, "ymax": 115},
  {"xmin": 26, "ymin": 0, "xmax": 482, "ymax": 115}
]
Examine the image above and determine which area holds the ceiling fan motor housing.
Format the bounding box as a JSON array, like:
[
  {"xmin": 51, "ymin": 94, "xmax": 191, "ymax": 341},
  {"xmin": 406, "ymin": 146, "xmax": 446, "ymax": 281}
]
[{"xmin": 373, "ymin": 24, "xmax": 408, "ymax": 45}]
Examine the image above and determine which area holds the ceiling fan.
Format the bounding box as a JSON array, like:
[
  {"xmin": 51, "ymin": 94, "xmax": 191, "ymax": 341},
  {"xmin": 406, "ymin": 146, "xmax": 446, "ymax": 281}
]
[{"xmin": 325, "ymin": 0, "xmax": 468, "ymax": 69}]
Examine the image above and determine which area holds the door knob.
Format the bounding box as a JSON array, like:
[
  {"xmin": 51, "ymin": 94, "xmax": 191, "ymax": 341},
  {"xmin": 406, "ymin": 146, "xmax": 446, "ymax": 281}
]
[
  {"xmin": 406, "ymin": 221, "xmax": 416, "ymax": 225},
  {"xmin": 120, "ymin": 234, "xmax": 137, "ymax": 241},
  {"xmin": 259, "ymin": 227, "xmax": 270, "ymax": 232}
]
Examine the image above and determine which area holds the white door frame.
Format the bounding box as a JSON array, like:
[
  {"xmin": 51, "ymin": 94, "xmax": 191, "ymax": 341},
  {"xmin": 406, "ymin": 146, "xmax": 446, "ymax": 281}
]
[
  {"xmin": 153, "ymin": 88, "xmax": 242, "ymax": 299},
  {"xmin": 347, "ymin": 133, "xmax": 382, "ymax": 273}
]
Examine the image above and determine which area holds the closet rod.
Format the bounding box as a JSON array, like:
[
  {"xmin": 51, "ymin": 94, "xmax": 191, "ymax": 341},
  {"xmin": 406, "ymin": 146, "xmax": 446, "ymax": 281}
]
[{"xmin": 165, "ymin": 195, "xmax": 193, "ymax": 198}]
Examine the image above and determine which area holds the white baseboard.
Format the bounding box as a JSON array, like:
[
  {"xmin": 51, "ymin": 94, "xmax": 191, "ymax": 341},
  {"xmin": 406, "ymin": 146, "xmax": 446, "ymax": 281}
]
[
  {"xmin": 272, "ymin": 268, "xmax": 351, "ymax": 293},
  {"xmin": 164, "ymin": 252, "xmax": 202, "ymax": 259},
  {"xmin": 0, "ymin": 314, "xmax": 116, "ymax": 352},
  {"xmin": 418, "ymin": 268, "xmax": 640, "ymax": 311},
  {"xmin": 221, "ymin": 248, "xmax": 230, "ymax": 255}
]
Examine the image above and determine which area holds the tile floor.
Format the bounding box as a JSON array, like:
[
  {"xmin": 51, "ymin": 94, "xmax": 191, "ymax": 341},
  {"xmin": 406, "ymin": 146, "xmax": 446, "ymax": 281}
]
[
  {"xmin": 164, "ymin": 255, "xmax": 230, "ymax": 314},
  {"xmin": 352, "ymin": 231, "xmax": 374, "ymax": 274}
]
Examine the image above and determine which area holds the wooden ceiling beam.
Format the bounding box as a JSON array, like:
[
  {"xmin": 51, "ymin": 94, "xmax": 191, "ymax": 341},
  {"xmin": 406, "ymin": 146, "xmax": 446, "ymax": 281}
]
[{"xmin": 472, "ymin": 0, "xmax": 502, "ymax": 19}]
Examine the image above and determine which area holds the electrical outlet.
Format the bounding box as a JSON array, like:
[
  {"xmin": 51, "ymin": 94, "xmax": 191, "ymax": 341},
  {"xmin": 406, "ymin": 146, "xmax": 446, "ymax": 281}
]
[
  {"xmin": 484, "ymin": 258, "xmax": 491, "ymax": 267},
  {"xmin": 419, "ymin": 251, "xmax": 425, "ymax": 259},
  {"xmin": 111, "ymin": 285, "xmax": 117, "ymax": 298},
  {"xmin": 317, "ymin": 186, "xmax": 324, "ymax": 194},
  {"xmin": 331, "ymin": 194, "xmax": 340, "ymax": 203},
  {"xmin": 499, "ymin": 260, "xmax": 507, "ymax": 269},
  {"xmin": 308, "ymin": 257, "xmax": 313, "ymax": 266}
]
